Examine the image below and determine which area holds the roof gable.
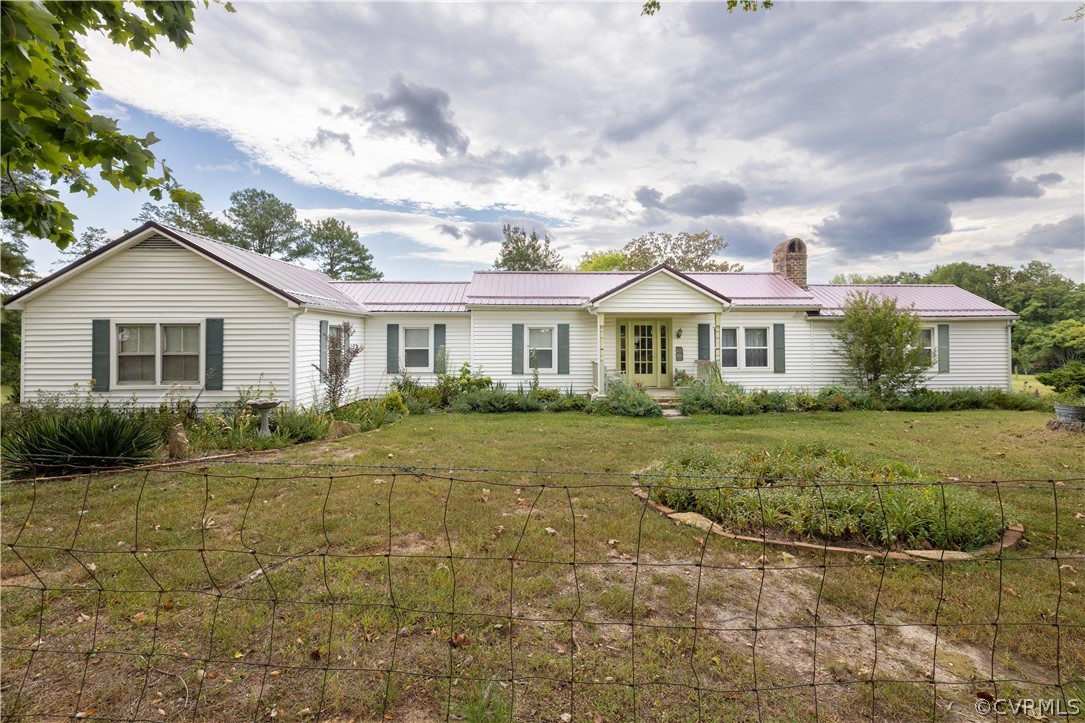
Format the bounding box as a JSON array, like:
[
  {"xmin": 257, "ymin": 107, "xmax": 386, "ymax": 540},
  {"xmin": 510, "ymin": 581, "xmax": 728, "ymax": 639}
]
[
  {"xmin": 4, "ymin": 222, "xmax": 366, "ymax": 313},
  {"xmin": 590, "ymin": 264, "xmax": 732, "ymax": 305}
]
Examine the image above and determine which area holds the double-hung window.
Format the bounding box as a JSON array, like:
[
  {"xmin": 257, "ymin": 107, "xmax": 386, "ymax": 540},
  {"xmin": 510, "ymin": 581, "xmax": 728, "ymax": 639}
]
[
  {"xmin": 528, "ymin": 327, "xmax": 554, "ymax": 370},
  {"xmin": 721, "ymin": 328, "xmax": 738, "ymax": 368},
  {"xmin": 403, "ymin": 328, "xmax": 430, "ymax": 369},
  {"xmin": 919, "ymin": 328, "xmax": 934, "ymax": 366},
  {"xmin": 744, "ymin": 328, "xmax": 769, "ymax": 368},
  {"xmin": 117, "ymin": 323, "xmax": 200, "ymax": 384}
]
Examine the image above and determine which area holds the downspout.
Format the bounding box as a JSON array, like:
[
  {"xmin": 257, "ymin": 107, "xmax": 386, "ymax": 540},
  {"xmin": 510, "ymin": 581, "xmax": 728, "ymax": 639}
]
[
  {"xmin": 1006, "ymin": 320, "xmax": 1014, "ymax": 390},
  {"xmin": 288, "ymin": 306, "xmax": 307, "ymax": 407}
]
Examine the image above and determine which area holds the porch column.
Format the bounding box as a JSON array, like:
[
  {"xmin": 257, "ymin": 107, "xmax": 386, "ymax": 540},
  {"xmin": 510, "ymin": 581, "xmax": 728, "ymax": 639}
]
[
  {"xmin": 714, "ymin": 311, "xmax": 722, "ymax": 366},
  {"xmin": 597, "ymin": 312, "xmax": 604, "ymax": 392}
]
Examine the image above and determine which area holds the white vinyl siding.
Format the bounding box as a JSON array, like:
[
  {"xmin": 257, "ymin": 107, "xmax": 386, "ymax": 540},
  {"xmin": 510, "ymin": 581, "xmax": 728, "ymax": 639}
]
[
  {"xmin": 472, "ymin": 309, "xmax": 593, "ymax": 391},
  {"xmin": 19, "ymin": 241, "xmax": 295, "ymax": 408},
  {"xmin": 293, "ymin": 313, "xmax": 366, "ymax": 408},
  {"xmin": 809, "ymin": 318, "xmax": 1013, "ymax": 391},
  {"xmin": 360, "ymin": 314, "xmax": 471, "ymax": 396},
  {"xmin": 595, "ymin": 271, "xmax": 725, "ymax": 314},
  {"xmin": 716, "ymin": 311, "xmax": 813, "ymax": 390}
]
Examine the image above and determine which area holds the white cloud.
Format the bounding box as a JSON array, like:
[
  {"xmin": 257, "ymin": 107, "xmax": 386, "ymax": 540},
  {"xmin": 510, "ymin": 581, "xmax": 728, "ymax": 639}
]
[{"xmin": 76, "ymin": 2, "xmax": 1083, "ymax": 280}]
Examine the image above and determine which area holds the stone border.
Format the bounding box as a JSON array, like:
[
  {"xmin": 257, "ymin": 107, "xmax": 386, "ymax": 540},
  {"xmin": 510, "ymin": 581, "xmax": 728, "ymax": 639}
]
[{"xmin": 631, "ymin": 473, "xmax": 1024, "ymax": 562}]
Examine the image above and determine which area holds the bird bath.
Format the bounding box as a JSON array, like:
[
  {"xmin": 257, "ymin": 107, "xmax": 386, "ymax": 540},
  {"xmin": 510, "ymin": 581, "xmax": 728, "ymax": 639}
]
[{"xmin": 249, "ymin": 398, "xmax": 281, "ymax": 437}]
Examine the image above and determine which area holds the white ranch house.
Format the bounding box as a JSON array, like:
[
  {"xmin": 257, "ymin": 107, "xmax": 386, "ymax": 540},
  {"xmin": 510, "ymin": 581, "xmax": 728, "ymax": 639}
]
[{"xmin": 3, "ymin": 222, "xmax": 1018, "ymax": 408}]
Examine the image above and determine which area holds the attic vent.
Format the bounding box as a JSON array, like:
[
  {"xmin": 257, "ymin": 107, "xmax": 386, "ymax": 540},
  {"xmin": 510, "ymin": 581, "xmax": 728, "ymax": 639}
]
[{"xmin": 134, "ymin": 234, "xmax": 179, "ymax": 250}]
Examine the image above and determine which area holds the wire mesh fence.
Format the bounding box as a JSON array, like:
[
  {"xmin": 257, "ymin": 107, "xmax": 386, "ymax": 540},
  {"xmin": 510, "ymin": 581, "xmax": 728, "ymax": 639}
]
[{"xmin": 1, "ymin": 459, "xmax": 1082, "ymax": 721}]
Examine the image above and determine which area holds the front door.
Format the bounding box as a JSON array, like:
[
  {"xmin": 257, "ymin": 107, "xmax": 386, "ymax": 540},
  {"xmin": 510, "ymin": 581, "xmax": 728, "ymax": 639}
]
[{"xmin": 623, "ymin": 320, "xmax": 669, "ymax": 388}]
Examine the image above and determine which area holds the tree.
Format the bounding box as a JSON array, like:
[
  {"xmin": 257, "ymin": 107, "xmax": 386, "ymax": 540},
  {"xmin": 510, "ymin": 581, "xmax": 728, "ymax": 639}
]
[
  {"xmin": 493, "ymin": 225, "xmax": 563, "ymax": 271},
  {"xmin": 54, "ymin": 226, "xmax": 110, "ymax": 269},
  {"xmin": 832, "ymin": 291, "xmax": 930, "ymax": 400},
  {"xmin": 577, "ymin": 249, "xmax": 628, "ymax": 271},
  {"xmin": 224, "ymin": 188, "xmax": 307, "ymax": 258},
  {"xmin": 0, "ymin": 1, "xmax": 230, "ymax": 250},
  {"xmin": 1, "ymin": 226, "xmax": 35, "ymax": 402},
  {"xmin": 136, "ymin": 198, "xmax": 233, "ymax": 241},
  {"xmin": 300, "ymin": 218, "xmax": 382, "ymax": 281},
  {"xmin": 313, "ymin": 322, "xmax": 362, "ymax": 410},
  {"xmin": 642, "ymin": 0, "xmax": 771, "ymax": 16},
  {"xmin": 829, "ymin": 271, "xmax": 923, "ymax": 285},
  {"xmin": 621, "ymin": 230, "xmax": 743, "ymax": 271},
  {"xmin": 925, "ymin": 262, "xmax": 1014, "ymax": 308}
]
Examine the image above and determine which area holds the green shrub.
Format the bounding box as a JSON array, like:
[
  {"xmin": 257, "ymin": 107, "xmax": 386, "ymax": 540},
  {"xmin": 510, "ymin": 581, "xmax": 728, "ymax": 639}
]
[
  {"xmin": 590, "ymin": 382, "xmax": 662, "ymax": 418},
  {"xmin": 450, "ymin": 388, "xmax": 543, "ymax": 413},
  {"xmin": 2, "ymin": 409, "xmax": 161, "ymax": 477},
  {"xmin": 546, "ymin": 390, "xmax": 591, "ymax": 412},
  {"xmin": 270, "ymin": 406, "xmax": 329, "ymax": 443},
  {"xmin": 1036, "ymin": 361, "xmax": 1085, "ymax": 397},
  {"xmin": 528, "ymin": 387, "xmax": 561, "ymax": 404},
  {"xmin": 647, "ymin": 444, "xmax": 1009, "ymax": 551}
]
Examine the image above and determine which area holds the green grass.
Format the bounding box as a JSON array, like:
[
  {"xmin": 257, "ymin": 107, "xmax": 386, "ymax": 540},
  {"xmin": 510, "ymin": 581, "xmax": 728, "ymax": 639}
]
[
  {"xmin": 2, "ymin": 411, "xmax": 1082, "ymax": 721},
  {"xmin": 0, "ymin": 385, "xmax": 11, "ymax": 404},
  {"xmin": 1012, "ymin": 373, "xmax": 1054, "ymax": 396}
]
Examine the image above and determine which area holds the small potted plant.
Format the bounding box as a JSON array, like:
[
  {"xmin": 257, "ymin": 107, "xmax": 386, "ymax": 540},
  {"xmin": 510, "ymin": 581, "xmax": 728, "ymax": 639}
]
[
  {"xmin": 1053, "ymin": 391, "xmax": 1085, "ymax": 422},
  {"xmin": 1037, "ymin": 361, "xmax": 1085, "ymax": 422}
]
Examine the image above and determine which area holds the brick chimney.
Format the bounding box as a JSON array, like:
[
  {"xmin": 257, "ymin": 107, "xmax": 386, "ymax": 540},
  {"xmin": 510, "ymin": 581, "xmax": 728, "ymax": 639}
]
[{"xmin": 772, "ymin": 237, "xmax": 808, "ymax": 289}]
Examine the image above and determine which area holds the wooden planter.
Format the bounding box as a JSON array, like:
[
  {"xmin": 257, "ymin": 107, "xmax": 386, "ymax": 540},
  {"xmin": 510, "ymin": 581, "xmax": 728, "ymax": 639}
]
[{"xmin": 1054, "ymin": 404, "xmax": 1085, "ymax": 422}]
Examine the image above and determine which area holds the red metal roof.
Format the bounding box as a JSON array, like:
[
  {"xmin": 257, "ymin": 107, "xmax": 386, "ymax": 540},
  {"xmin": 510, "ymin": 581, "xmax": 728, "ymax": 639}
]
[
  {"xmin": 336, "ymin": 281, "xmax": 469, "ymax": 312},
  {"xmin": 465, "ymin": 269, "xmax": 818, "ymax": 307},
  {"xmin": 807, "ymin": 285, "xmax": 1017, "ymax": 318},
  {"xmin": 466, "ymin": 272, "xmax": 630, "ymax": 305}
]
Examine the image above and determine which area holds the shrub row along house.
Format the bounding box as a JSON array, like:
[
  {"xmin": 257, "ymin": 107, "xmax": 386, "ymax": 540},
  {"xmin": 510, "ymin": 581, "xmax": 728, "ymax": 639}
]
[{"xmin": 3, "ymin": 222, "xmax": 1018, "ymax": 408}]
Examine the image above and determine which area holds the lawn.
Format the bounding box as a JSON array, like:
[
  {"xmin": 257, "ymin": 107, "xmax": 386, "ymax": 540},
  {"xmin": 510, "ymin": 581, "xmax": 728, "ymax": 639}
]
[
  {"xmin": 1011, "ymin": 374, "xmax": 1054, "ymax": 396},
  {"xmin": 2, "ymin": 410, "xmax": 1082, "ymax": 721}
]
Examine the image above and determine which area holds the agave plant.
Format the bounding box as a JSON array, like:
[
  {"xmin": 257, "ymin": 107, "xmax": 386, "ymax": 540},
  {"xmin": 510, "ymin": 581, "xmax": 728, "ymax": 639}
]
[{"xmin": 2, "ymin": 410, "xmax": 161, "ymax": 477}]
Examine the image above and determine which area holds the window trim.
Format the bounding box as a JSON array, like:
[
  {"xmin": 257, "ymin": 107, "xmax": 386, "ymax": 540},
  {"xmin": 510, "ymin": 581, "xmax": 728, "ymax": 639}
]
[
  {"xmin": 744, "ymin": 327, "xmax": 770, "ymax": 369},
  {"xmin": 114, "ymin": 320, "xmax": 204, "ymax": 387},
  {"xmin": 716, "ymin": 325, "xmax": 774, "ymax": 370},
  {"xmin": 526, "ymin": 324, "xmax": 557, "ymax": 372},
  {"xmin": 720, "ymin": 327, "xmax": 738, "ymax": 368},
  {"xmin": 402, "ymin": 326, "xmax": 432, "ymax": 370},
  {"xmin": 919, "ymin": 326, "xmax": 935, "ymax": 367}
]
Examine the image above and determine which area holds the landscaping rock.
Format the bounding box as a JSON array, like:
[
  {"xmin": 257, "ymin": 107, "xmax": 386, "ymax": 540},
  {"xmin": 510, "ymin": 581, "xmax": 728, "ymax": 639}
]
[
  {"xmin": 1046, "ymin": 419, "xmax": 1085, "ymax": 433},
  {"xmin": 167, "ymin": 424, "xmax": 190, "ymax": 459},
  {"xmin": 327, "ymin": 420, "xmax": 361, "ymax": 439},
  {"xmin": 903, "ymin": 549, "xmax": 973, "ymax": 562},
  {"xmin": 670, "ymin": 511, "xmax": 717, "ymax": 534}
]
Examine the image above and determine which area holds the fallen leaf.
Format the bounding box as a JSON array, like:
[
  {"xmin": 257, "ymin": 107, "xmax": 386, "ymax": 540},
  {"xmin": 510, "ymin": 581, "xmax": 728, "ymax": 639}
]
[
  {"xmin": 206, "ymin": 672, "xmax": 218, "ymax": 679},
  {"xmin": 481, "ymin": 488, "xmax": 491, "ymax": 503},
  {"xmin": 234, "ymin": 651, "xmax": 245, "ymax": 659},
  {"xmin": 131, "ymin": 612, "xmax": 148, "ymax": 624},
  {"xmin": 1003, "ymin": 587, "xmax": 1019, "ymax": 598},
  {"xmin": 544, "ymin": 527, "xmax": 557, "ymax": 536},
  {"xmin": 450, "ymin": 632, "xmax": 468, "ymax": 648},
  {"xmin": 607, "ymin": 539, "xmax": 619, "ymax": 546},
  {"xmin": 75, "ymin": 709, "xmax": 96, "ymax": 719},
  {"xmin": 86, "ymin": 562, "xmax": 97, "ymax": 571}
]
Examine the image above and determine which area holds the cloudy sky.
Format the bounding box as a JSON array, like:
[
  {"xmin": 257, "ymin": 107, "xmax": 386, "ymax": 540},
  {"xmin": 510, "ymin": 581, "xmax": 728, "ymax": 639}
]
[{"xmin": 30, "ymin": 1, "xmax": 1085, "ymax": 282}]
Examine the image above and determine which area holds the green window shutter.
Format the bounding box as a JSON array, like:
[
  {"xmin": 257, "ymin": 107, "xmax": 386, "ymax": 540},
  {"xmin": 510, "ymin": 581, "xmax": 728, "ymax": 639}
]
[
  {"xmin": 512, "ymin": 324, "xmax": 525, "ymax": 374},
  {"xmin": 205, "ymin": 318, "xmax": 224, "ymax": 391},
  {"xmin": 937, "ymin": 324, "xmax": 950, "ymax": 373},
  {"xmin": 319, "ymin": 320, "xmax": 329, "ymax": 372},
  {"xmin": 773, "ymin": 323, "xmax": 786, "ymax": 374},
  {"xmin": 433, "ymin": 323, "xmax": 446, "ymax": 373},
  {"xmin": 557, "ymin": 323, "xmax": 570, "ymax": 375},
  {"xmin": 92, "ymin": 319, "xmax": 110, "ymax": 392},
  {"xmin": 387, "ymin": 324, "xmax": 400, "ymax": 374},
  {"xmin": 697, "ymin": 324, "xmax": 710, "ymax": 361}
]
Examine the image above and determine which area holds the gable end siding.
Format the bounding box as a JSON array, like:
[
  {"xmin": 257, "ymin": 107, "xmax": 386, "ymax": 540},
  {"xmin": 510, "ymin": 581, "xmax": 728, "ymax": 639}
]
[{"xmin": 19, "ymin": 244, "xmax": 294, "ymax": 407}]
